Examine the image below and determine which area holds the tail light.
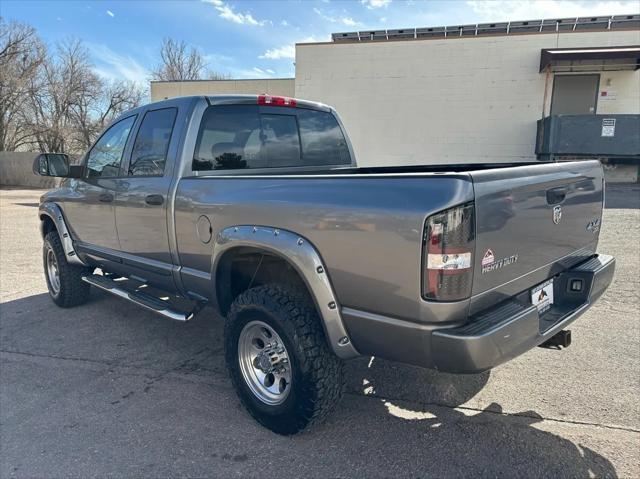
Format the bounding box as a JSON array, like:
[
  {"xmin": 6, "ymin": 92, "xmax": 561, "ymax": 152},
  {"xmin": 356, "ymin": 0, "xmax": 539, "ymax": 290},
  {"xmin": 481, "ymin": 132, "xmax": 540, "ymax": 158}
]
[
  {"xmin": 423, "ymin": 203, "xmax": 475, "ymax": 301},
  {"xmin": 258, "ymin": 94, "xmax": 297, "ymax": 107}
]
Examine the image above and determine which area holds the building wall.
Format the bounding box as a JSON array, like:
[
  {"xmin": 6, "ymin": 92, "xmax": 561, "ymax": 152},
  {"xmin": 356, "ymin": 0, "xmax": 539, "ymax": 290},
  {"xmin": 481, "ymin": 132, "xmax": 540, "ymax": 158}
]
[
  {"xmin": 296, "ymin": 30, "xmax": 640, "ymax": 166},
  {"xmin": 595, "ymin": 70, "xmax": 640, "ymax": 115},
  {"xmin": 150, "ymin": 78, "xmax": 295, "ymax": 102},
  {"xmin": 0, "ymin": 152, "xmax": 60, "ymax": 188}
]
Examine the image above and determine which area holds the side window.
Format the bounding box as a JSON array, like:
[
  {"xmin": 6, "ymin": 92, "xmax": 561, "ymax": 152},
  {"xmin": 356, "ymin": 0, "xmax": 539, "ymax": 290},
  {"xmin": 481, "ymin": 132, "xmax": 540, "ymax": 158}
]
[
  {"xmin": 297, "ymin": 109, "xmax": 351, "ymax": 166},
  {"xmin": 129, "ymin": 107, "xmax": 178, "ymax": 176},
  {"xmin": 86, "ymin": 115, "xmax": 136, "ymax": 178}
]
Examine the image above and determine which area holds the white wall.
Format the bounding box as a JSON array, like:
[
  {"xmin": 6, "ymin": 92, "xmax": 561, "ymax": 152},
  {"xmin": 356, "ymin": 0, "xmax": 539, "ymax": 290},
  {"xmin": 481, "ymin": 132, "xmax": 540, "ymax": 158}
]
[
  {"xmin": 296, "ymin": 30, "xmax": 640, "ymax": 166},
  {"xmin": 151, "ymin": 78, "xmax": 295, "ymax": 102},
  {"xmin": 596, "ymin": 70, "xmax": 640, "ymax": 114}
]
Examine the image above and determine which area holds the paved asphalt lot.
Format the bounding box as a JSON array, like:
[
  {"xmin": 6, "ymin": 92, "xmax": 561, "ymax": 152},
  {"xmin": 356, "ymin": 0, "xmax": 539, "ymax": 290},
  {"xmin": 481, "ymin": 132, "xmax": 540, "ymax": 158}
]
[{"xmin": 1, "ymin": 185, "xmax": 639, "ymax": 478}]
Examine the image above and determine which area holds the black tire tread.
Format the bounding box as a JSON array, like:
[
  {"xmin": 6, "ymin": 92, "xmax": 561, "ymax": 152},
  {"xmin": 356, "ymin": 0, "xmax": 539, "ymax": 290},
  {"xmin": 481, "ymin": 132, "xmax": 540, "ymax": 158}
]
[
  {"xmin": 44, "ymin": 231, "xmax": 91, "ymax": 308},
  {"xmin": 225, "ymin": 284, "xmax": 344, "ymax": 434}
]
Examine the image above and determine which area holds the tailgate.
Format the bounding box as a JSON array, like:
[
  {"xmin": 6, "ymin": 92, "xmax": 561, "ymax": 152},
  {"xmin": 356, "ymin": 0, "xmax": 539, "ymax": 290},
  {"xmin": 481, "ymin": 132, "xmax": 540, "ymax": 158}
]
[{"xmin": 470, "ymin": 160, "xmax": 604, "ymax": 303}]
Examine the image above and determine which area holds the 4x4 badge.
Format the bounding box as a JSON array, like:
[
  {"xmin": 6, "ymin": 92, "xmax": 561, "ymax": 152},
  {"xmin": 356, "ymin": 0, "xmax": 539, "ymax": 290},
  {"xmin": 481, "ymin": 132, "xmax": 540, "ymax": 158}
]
[{"xmin": 553, "ymin": 205, "xmax": 562, "ymax": 225}]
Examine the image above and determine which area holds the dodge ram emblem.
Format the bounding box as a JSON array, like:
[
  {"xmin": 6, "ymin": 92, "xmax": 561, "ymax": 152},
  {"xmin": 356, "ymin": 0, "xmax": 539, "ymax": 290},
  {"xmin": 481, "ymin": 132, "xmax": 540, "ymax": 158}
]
[{"xmin": 552, "ymin": 205, "xmax": 562, "ymax": 225}]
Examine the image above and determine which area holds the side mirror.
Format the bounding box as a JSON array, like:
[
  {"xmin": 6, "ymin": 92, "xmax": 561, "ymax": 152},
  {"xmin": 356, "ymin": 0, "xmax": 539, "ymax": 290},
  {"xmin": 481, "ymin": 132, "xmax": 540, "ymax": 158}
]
[
  {"xmin": 32, "ymin": 153, "xmax": 82, "ymax": 178},
  {"xmin": 33, "ymin": 153, "xmax": 69, "ymax": 177}
]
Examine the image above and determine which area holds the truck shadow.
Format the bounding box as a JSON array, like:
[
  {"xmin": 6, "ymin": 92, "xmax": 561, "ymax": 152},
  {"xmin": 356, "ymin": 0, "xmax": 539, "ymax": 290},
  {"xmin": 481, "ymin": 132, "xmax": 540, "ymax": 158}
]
[
  {"xmin": 0, "ymin": 291, "xmax": 619, "ymax": 478},
  {"xmin": 342, "ymin": 356, "xmax": 618, "ymax": 477}
]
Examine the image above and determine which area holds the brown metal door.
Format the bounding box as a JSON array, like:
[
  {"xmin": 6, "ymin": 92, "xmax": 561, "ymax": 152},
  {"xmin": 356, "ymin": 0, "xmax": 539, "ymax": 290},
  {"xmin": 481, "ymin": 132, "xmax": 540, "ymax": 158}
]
[{"xmin": 551, "ymin": 74, "xmax": 599, "ymax": 115}]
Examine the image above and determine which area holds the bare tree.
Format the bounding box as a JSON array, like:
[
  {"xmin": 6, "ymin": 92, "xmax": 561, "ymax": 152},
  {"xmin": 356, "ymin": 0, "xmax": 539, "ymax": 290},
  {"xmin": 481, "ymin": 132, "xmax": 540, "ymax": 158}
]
[
  {"xmin": 72, "ymin": 79, "xmax": 143, "ymax": 151},
  {"xmin": 151, "ymin": 38, "xmax": 205, "ymax": 81},
  {"xmin": 24, "ymin": 38, "xmax": 144, "ymax": 154},
  {"xmin": 205, "ymin": 69, "xmax": 231, "ymax": 80},
  {"xmin": 27, "ymin": 39, "xmax": 100, "ymax": 153},
  {"xmin": 0, "ymin": 18, "xmax": 45, "ymax": 151},
  {"xmin": 1, "ymin": 20, "xmax": 144, "ymax": 154}
]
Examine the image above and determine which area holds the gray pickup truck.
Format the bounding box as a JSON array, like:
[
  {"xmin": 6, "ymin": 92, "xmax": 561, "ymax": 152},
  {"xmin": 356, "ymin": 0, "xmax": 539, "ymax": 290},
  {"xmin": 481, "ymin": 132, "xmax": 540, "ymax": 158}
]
[{"xmin": 34, "ymin": 94, "xmax": 615, "ymax": 434}]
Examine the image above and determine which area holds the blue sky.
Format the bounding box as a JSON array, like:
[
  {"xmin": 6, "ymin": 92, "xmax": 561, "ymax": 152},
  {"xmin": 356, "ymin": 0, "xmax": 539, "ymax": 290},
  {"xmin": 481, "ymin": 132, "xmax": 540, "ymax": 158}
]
[{"xmin": 3, "ymin": 0, "xmax": 638, "ymax": 85}]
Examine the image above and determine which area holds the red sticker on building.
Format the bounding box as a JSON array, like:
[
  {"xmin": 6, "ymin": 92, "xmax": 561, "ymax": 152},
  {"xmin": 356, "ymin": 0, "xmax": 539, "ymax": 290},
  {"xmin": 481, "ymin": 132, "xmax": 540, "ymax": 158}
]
[{"xmin": 482, "ymin": 249, "xmax": 495, "ymax": 266}]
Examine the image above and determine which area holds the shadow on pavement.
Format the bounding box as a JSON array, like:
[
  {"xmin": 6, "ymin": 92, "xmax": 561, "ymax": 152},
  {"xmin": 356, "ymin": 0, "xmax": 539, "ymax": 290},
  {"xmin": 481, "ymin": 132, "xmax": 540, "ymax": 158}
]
[
  {"xmin": 13, "ymin": 202, "xmax": 40, "ymax": 208},
  {"xmin": 0, "ymin": 291, "xmax": 619, "ymax": 478},
  {"xmin": 344, "ymin": 356, "xmax": 618, "ymax": 478},
  {"xmin": 605, "ymin": 183, "xmax": 640, "ymax": 209}
]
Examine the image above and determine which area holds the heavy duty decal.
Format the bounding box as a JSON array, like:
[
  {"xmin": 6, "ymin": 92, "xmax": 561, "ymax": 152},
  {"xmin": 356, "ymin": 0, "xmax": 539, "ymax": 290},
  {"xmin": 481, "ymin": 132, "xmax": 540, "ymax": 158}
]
[{"xmin": 481, "ymin": 252, "xmax": 518, "ymax": 274}]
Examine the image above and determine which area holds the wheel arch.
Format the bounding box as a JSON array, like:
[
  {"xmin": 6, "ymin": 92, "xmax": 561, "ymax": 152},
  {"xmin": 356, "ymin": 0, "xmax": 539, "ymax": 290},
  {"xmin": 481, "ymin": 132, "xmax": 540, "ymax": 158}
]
[
  {"xmin": 211, "ymin": 226, "xmax": 359, "ymax": 360},
  {"xmin": 38, "ymin": 202, "xmax": 86, "ymax": 266}
]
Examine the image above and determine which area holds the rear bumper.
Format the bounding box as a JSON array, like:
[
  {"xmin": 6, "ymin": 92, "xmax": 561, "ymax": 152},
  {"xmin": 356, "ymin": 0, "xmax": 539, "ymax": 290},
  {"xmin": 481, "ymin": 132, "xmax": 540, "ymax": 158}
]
[{"xmin": 343, "ymin": 254, "xmax": 615, "ymax": 373}]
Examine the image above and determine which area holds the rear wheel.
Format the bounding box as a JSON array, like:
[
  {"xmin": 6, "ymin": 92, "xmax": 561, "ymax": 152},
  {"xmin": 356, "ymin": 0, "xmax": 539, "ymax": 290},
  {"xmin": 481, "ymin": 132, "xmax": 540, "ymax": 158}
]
[
  {"xmin": 43, "ymin": 231, "xmax": 91, "ymax": 307},
  {"xmin": 224, "ymin": 284, "xmax": 344, "ymax": 435}
]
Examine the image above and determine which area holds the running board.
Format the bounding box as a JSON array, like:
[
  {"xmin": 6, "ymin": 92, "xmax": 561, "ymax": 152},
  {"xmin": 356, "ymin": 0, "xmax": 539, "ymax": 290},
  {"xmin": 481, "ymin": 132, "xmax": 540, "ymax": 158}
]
[{"xmin": 82, "ymin": 274, "xmax": 195, "ymax": 321}]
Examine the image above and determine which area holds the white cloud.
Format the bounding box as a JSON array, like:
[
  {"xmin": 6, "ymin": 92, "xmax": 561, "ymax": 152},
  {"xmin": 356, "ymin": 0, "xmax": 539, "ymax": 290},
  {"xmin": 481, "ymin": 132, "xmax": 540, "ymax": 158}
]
[
  {"xmin": 253, "ymin": 67, "xmax": 265, "ymax": 74},
  {"xmin": 265, "ymin": 68, "xmax": 276, "ymax": 74},
  {"xmin": 281, "ymin": 19, "xmax": 289, "ymax": 26},
  {"xmin": 466, "ymin": 0, "xmax": 638, "ymax": 22},
  {"xmin": 202, "ymin": 0, "xmax": 266, "ymax": 26},
  {"xmin": 313, "ymin": 7, "xmax": 361, "ymax": 26},
  {"xmin": 106, "ymin": 10, "xmax": 115, "ymax": 18},
  {"xmin": 361, "ymin": 0, "xmax": 392, "ymax": 9},
  {"xmin": 259, "ymin": 37, "xmax": 318, "ymax": 60},
  {"xmin": 379, "ymin": 17, "xmax": 388, "ymax": 23},
  {"xmin": 260, "ymin": 44, "xmax": 296, "ymax": 59},
  {"xmin": 313, "ymin": 7, "xmax": 337, "ymax": 23},
  {"xmin": 88, "ymin": 43, "xmax": 149, "ymax": 86}
]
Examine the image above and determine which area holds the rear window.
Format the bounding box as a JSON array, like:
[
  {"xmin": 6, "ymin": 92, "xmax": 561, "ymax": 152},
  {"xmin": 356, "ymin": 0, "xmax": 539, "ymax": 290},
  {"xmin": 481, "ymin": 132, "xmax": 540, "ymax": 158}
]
[{"xmin": 192, "ymin": 105, "xmax": 351, "ymax": 171}]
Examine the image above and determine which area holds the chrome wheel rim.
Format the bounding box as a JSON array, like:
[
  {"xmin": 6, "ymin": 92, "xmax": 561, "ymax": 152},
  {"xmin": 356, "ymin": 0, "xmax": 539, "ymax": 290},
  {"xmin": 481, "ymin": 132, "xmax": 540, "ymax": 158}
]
[
  {"xmin": 46, "ymin": 246, "xmax": 60, "ymax": 295},
  {"xmin": 238, "ymin": 320, "xmax": 292, "ymax": 405}
]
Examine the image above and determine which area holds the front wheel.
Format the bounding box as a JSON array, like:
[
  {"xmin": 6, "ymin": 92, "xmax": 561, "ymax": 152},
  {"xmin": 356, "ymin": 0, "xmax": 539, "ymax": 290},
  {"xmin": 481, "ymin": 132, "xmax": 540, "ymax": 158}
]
[
  {"xmin": 224, "ymin": 284, "xmax": 345, "ymax": 435},
  {"xmin": 43, "ymin": 231, "xmax": 91, "ymax": 307}
]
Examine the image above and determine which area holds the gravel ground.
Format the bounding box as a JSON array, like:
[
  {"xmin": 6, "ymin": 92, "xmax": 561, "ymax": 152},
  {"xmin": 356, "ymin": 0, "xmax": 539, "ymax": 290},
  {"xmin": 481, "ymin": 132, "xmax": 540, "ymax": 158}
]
[{"xmin": 1, "ymin": 185, "xmax": 639, "ymax": 478}]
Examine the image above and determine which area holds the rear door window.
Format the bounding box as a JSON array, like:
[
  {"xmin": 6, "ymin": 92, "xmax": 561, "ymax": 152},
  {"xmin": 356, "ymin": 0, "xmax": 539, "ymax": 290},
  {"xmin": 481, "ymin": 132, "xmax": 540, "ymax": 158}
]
[
  {"xmin": 193, "ymin": 105, "xmax": 351, "ymax": 171},
  {"xmin": 128, "ymin": 107, "xmax": 178, "ymax": 176}
]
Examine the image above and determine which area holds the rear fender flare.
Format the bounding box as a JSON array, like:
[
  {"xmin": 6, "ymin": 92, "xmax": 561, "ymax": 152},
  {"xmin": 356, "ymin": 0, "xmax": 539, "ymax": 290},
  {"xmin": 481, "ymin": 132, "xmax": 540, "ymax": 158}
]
[
  {"xmin": 212, "ymin": 225, "xmax": 359, "ymax": 360},
  {"xmin": 39, "ymin": 202, "xmax": 86, "ymax": 266}
]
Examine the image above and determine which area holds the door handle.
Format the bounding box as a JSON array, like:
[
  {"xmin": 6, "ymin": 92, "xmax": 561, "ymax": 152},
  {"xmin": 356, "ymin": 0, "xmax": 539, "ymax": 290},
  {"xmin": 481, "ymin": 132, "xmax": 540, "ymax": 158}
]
[
  {"xmin": 546, "ymin": 186, "xmax": 568, "ymax": 205},
  {"xmin": 98, "ymin": 193, "xmax": 114, "ymax": 203},
  {"xmin": 145, "ymin": 194, "xmax": 164, "ymax": 206}
]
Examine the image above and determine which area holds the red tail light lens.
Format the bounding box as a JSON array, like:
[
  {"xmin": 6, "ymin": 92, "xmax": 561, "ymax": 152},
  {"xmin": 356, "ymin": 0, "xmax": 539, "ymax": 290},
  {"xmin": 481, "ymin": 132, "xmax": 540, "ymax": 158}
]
[
  {"xmin": 257, "ymin": 94, "xmax": 297, "ymax": 107},
  {"xmin": 423, "ymin": 203, "xmax": 475, "ymax": 301}
]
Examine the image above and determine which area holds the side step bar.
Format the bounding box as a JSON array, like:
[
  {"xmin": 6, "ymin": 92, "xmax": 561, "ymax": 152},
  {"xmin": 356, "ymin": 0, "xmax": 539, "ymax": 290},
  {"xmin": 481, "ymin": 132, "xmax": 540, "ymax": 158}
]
[{"xmin": 82, "ymin": 274, "xmax": 196, "ymax": 321}]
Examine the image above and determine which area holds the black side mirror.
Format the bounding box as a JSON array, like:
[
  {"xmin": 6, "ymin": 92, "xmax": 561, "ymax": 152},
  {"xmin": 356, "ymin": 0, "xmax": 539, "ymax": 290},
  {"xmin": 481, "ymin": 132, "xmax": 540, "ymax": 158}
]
[
  {"xmin": 33, "ymin": 153, "xmax": 69, "ymax": 177},
  {"xmin": 32, "ymin": 153, "xmax": 83, "ymax": 178}
]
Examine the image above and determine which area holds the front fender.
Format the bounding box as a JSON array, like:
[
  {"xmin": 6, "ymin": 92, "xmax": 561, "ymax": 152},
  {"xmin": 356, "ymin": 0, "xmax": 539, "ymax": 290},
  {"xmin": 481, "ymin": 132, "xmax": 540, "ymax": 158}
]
[
  {"xmin": 39, "ymin": 202, "xmax": 86, "ymax": 266},
  {"xmin": 212, "ymin": 225, "xmax": 360, "ymax": 360}
]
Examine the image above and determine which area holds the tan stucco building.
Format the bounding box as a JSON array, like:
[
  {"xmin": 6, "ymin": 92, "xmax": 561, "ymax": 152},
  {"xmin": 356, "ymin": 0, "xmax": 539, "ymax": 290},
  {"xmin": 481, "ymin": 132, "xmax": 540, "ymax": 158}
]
[
  {"xmin": 151, "ymin": 14, "xmax": 640, "ymax": 174},
  {"xmin": 151, "ymin": 78, "xmax": 294, "ymax": 102}
]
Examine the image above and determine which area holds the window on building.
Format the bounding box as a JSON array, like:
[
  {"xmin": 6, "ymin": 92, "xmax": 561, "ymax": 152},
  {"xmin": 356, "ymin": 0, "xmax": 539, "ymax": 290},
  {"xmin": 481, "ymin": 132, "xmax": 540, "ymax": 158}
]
[{"xmin": 129, "ymin": 108, "xmax": 178, "ymax": 176}]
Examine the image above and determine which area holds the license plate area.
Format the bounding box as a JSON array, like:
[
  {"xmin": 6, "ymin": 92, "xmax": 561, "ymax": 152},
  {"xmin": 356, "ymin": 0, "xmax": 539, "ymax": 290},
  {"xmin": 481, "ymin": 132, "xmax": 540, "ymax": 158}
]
[{"xmin": 531, "ymin": 279, "xmax": 554, "ymax": 314}]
